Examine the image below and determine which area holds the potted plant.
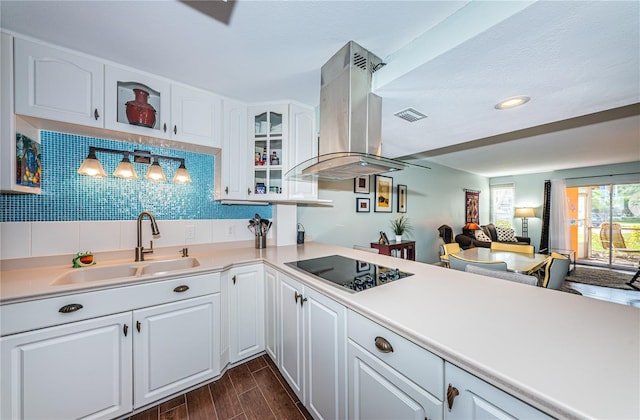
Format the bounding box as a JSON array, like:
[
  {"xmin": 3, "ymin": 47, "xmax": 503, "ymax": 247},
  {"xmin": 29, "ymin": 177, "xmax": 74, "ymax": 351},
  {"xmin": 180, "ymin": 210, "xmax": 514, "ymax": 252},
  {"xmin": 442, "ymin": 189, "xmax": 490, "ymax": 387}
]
[{"xmin": 390, "ymin": 215, "xmax": 413, "ymax": 242}]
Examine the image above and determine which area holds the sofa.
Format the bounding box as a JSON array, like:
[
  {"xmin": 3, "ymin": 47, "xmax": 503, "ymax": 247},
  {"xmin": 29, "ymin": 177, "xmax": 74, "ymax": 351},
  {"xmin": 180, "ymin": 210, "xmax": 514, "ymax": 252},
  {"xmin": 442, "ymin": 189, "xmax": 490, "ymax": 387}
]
[{"xmin": 455, "ymin": 223, "xmax": 531, "ymax": 249}]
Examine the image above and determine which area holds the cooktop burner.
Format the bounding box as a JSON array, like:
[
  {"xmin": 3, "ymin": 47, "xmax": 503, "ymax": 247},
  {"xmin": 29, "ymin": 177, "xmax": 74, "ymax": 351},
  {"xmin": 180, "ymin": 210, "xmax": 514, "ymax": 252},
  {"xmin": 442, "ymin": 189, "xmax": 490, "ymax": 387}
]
[{"xmin": 285, "ymin": 255, "xmax": 413, "ymax": 293}]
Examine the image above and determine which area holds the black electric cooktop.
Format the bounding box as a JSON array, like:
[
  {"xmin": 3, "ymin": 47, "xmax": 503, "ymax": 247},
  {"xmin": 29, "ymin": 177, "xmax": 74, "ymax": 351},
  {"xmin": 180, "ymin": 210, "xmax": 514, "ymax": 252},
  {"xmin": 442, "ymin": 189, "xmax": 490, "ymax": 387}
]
[{"xmin": 285, "ymin": 254, "xmax": 413, "ymax": 293}]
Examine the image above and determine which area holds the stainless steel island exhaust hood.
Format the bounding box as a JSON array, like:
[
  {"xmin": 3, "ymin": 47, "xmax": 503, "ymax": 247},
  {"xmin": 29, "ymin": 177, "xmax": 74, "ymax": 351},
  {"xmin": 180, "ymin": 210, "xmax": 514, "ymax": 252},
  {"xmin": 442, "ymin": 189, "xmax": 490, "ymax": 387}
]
[{"xmin": 287, "ymin": 41, "xmax": 426, "ymax": 181}]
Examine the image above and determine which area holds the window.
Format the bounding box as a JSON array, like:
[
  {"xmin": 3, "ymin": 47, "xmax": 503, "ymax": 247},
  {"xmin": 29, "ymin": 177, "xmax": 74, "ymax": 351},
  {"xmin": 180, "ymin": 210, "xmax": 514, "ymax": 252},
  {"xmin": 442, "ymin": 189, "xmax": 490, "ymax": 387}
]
[{"xmin": 491, "ymin": 184, "xmax": 514, "ymax": 228}]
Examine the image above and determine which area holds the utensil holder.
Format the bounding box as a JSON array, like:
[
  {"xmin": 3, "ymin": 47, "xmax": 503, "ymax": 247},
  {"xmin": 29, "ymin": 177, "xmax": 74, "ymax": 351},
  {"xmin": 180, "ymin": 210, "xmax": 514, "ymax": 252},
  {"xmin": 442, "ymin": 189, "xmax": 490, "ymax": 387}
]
[{"xmin": 255, "ymin": 235, "xmax": 266, "ymax": 249}]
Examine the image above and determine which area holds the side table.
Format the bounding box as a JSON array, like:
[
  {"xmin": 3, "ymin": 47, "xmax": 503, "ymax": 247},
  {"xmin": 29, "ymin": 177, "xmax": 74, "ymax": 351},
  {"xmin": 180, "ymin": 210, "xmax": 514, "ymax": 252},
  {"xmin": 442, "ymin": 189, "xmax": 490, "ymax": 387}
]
[{"xmin": 370, "ymin": 240, "xmax": 416, "ymax": 260}]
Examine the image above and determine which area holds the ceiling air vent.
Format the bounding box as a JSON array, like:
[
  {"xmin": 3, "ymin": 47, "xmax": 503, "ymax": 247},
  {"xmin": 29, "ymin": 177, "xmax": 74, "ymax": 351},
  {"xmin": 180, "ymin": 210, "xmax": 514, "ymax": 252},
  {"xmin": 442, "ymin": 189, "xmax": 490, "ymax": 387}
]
[
  {"xmin": 353, "ymin": 52, "xmax": 367, "ymax": 71},
  {"xmin": 394, "ymin": 108, "xmax": 427, "ymax": 122}
]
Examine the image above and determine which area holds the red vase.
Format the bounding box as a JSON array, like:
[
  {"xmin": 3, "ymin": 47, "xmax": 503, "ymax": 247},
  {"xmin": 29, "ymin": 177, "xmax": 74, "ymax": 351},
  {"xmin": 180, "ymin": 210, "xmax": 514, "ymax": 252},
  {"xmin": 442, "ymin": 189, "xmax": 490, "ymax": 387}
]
[{"xmin": 126, "ymin": 88, "xmax": 156, "ymax": 128}]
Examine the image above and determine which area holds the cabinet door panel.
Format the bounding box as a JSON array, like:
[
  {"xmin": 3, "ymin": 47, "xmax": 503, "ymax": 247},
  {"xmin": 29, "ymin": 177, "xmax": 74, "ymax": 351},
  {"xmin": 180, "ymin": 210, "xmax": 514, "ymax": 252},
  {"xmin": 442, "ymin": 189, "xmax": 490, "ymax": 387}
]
[
  {"xmin": 279, "ymin": 275, "xmax": 304, "ymax": 399},
  {"xmin": 229, "ymin": 265, "xmax": 264, "ymax": 362},
  {"xmin": 348, "ymin": 341, "xmax": 443, "ymax": 420},
  {"xmin": 264, "ymin": 267, "xmax": 279, "ymax": 363},
  {"xmin": 444, "ymin": 363, "xmax": 550, "ymax": 419},
  {"xmin": 221, "ymin": 99, "xmax": 249, "ymax": 199},
  {"xmin": 14, "ymin": 38, "xmax": 104, "ymax": 127},
  {"xmin": 287, "ymin": 103, "xmax": 317, "ymax": 200},
  {"xmin": 134, "ymin": 294, "xmax": 220, "ymax": 408},
  {"xmin": 0, "ymin": 312, "xmax": 132, "ymax": 420},
  {"xmin": 305, "ymin": 288, "xmax": 346, "ymax": 420},
  {"xmin": 171, "ymin": 85, "xmax": 222, "ymax": 147}
]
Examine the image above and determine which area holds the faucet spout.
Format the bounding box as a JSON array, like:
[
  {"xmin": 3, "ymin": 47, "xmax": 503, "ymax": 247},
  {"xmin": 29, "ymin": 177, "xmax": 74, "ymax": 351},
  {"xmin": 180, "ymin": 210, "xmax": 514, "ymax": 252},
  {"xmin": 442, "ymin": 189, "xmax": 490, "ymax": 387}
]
[{"xmin": 135, "ymin": 211, "xmax": 160, "ymax": 261}]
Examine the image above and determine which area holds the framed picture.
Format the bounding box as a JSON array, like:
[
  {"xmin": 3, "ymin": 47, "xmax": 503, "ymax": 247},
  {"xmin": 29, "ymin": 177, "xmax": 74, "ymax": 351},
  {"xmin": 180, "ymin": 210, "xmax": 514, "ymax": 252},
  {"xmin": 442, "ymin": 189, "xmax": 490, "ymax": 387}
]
[
  {"xmin": 374, "ymin": 175, "xmax": 393, "ymax": 212},
  {"xmin": 397, "ymin": 184, "xmax": 407, "ymax": 213},
  {"xmin": 354, "ymin": 175, "xmax": 370, "ymax": 193},
  {"xmin": 356, "ymin": 197, "xmax": 370, "ymax": 213},
  {"xmin": 356, "ymin": 261, "xmax": 371, "ymax": 273}
]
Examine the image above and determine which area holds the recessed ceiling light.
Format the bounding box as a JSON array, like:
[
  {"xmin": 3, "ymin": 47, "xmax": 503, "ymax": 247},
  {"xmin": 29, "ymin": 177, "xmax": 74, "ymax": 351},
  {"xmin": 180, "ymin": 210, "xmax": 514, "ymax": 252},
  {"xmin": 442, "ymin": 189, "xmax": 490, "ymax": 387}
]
[{"xmin": 494, "ymin": 96, "xmax": 530, "ymax": 110}]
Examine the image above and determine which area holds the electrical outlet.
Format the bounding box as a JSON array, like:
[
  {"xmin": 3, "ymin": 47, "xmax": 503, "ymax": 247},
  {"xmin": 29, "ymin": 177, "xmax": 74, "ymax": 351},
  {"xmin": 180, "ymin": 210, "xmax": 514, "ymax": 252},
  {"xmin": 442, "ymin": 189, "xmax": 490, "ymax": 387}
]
[
  {"xmin": 185, "ymin": 225, "xmax": 195, "ymax": 241},
  {"xmin": 227, "ymin": 225, "xmax": 234, "ymax": 236}
]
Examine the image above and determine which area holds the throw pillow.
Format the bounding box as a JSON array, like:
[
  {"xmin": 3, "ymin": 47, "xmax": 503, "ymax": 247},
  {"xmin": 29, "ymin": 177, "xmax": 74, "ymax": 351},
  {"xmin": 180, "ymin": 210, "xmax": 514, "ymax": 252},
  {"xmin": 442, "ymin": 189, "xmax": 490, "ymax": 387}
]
[
  {"xmin": 496, "ymin": 227, "xmax": 518, "ymax": 242},
  {"xmin": 474, "ymin": 229, "xmax": 492, "ymax": 242}
]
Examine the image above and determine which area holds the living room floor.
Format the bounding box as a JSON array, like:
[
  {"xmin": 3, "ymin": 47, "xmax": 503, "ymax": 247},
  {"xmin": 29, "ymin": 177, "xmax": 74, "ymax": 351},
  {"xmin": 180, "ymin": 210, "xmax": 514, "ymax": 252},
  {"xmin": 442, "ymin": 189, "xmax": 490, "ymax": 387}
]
[{"xmin": 565, "ymin": 278, "xmax": 640, "ymax": 307}]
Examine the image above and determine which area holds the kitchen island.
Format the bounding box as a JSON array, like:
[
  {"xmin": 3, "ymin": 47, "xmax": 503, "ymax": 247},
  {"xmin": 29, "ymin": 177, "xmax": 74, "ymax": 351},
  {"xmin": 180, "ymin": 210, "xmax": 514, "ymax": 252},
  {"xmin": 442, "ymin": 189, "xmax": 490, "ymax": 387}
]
[{"xmin": 1, "ymin": 241, "xmax": 638, "ymax": 419}]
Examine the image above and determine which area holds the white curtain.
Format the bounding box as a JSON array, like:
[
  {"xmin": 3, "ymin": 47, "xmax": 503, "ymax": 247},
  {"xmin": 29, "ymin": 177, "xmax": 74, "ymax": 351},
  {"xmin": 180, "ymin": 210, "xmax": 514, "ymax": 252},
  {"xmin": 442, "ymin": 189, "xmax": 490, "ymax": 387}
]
[{"xmin": 549, "ymin": 178, "xmax": 571, "ymax": 250}]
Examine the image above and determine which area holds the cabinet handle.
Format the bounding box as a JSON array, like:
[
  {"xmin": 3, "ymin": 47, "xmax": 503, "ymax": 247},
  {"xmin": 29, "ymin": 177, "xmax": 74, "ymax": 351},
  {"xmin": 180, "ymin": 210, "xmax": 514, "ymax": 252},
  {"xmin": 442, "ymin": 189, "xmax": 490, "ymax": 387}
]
[
  {"xmin": 447, "ymin": 384, "xmax": 459, "ymax": 411},
  {"xmin": 163, "ymin": 123, "xmax": 167, "ymax": 132},
  {"xmin": 248, "ymin": 188, "xmax": 252, "ymax": 195},
  {"xmin": 225, "ymin": 186, "xmax": 229, "ymax": 194},
  {"xmin": 294, "ymin": 291, "xmax": 301, "ymax": 303},
  {"xmin": 300, "ymin": 296, "xmax": 308, "ymax": 307},
  {"xmin": 173, "ymin": 285, "xmax": 189, "ymax": 293},
  {"xmin": 374, "ymin": 336, "xmax": 394, "ymax": 353},
  {"xmin": 123, "ymin": 324, "xmax": 129, "ymax": 336},
  {"xmin": 173, "ymin": 125, "xmax": 177, "ymax": 135},
  {"xmin": 136, "ymin": 321, "xmax": 141, "ymax": 333},
  {"xmin": 232, "ymin": 275, "xmax": 236, "ymax": 285},
  {"xmin": 94, "ymin": 108, "xmax": 100, "ymax": 120},
  {"xmin": 59, "ymin": 303, "xmax": 83, "ymax": 313}
]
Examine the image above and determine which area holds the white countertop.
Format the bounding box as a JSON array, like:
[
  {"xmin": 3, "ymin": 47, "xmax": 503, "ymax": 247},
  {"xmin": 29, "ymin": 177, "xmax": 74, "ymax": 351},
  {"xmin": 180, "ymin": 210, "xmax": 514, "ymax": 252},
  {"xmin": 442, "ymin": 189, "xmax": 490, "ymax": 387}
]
[{"xmin": 1, "ymin": 241, "xmax": 639, "ymax": 419}]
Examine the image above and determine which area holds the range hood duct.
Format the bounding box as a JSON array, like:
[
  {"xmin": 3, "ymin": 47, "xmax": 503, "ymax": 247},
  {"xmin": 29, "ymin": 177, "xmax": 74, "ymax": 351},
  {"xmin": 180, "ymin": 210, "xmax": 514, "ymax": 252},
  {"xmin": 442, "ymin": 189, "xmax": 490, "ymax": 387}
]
[{"xmin": 287, "ymin": 41, "xmax": 414, "ymax": 181}]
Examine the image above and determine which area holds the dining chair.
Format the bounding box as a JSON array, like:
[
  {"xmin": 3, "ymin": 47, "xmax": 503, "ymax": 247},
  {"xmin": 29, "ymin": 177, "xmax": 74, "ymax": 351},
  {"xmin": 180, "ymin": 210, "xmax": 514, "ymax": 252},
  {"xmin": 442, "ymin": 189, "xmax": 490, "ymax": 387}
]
[
  {"xmin": 465, "ymin": 265, "xmax": 538, "ymax": 286},
  {"xmin": 541, "ymin": 252, "xmax": 571, "ymax": 289},
  {"xmin": 439, "ymin": 243, "xmax": 461, "ymax": 268},
  {"xmin": 490, "ymin": 242, "xmax": 534, "ymax": 254},
  {"xmin": 448, "ymin": 253, "xmax": 507, "ymax": 272}
]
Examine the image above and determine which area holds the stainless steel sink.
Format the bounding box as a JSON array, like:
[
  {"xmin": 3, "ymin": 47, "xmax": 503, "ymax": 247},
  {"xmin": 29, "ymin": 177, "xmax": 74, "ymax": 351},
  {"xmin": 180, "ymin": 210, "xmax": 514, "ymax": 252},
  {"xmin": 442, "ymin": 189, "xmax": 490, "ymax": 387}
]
[
  {"xmin": 51, "ymin": 257, "xmax": 201, "ymax": 285},
  {"xmin": 139, "ymin": 257, "xmax": 200, "ymax": 276}
]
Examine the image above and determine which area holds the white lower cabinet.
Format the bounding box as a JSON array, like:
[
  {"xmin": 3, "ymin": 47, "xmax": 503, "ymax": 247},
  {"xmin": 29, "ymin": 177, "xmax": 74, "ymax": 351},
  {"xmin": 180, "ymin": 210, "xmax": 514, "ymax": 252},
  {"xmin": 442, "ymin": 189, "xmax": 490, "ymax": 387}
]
[
  {"xmin": 279, "ymin": 273, "xmax": 347, "ymax": 420},
  {"xmin": 347, "ymin": 310, "xmax": 444, "ymax": 420},
  {"xmin": 444, "ymin": 362, "xmax": 550, "ymax": 419},
  {"xmin": 264, "ymin": 266, "xmax": 279, "ymax": 363},
  {"xmin": 1, "ymin": 312, "xmax": 133, "ymax": 420},
  {"xmin": 133, "ymin": 294, "xmax": 220, "ymax": 408},
  {"xmin": 0, "ymin": 273, "xmax": 221, "ymax": 419},
  {"xmin": 228, "ymin": 264, "xmax": 265, "ymax": 363}
]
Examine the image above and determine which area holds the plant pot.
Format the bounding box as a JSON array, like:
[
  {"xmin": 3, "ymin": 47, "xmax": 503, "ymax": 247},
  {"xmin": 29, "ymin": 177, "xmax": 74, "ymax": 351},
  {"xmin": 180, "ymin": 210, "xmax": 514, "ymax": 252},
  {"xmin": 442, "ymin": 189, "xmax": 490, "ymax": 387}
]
[
  {"xmin": 126, "ymin": 88, "xmax": 156, "ymax": 128},
  {"xmin": 395, "ymin": 235, "xmax": 402, "ymax": 243}
]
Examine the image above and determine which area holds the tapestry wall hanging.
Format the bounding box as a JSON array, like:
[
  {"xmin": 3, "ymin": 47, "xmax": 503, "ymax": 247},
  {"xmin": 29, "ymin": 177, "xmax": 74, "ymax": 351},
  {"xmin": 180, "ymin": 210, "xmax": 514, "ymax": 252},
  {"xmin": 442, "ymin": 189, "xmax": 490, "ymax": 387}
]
[{"xmin": 465, "ymin": 189, "xmax": 480, "ymax": 224}]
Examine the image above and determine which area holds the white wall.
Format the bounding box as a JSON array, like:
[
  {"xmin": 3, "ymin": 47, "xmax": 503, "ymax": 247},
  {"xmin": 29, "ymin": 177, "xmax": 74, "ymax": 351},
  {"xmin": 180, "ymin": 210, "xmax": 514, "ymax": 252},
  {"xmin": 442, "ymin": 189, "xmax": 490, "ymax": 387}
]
[{"xmin": 297, "ymin": 162, "xmax": 489, "ymax": 264}]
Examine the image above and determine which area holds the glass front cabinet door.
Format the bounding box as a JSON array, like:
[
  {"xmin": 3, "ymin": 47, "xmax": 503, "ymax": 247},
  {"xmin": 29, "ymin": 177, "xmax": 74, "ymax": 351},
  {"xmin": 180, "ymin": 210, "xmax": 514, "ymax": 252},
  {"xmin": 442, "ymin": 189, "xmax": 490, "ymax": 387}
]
[{"xmin": 249, "ymin": 105, "xmax": 288, "ymax": 199}]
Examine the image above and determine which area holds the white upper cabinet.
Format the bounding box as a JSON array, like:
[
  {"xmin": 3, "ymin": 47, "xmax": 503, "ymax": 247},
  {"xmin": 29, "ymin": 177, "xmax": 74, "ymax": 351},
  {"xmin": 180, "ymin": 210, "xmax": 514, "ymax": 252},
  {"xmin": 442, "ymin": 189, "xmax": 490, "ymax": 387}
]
[
  {"xmin": 104, "ymin": 65, "xmax": 172, "ymax": 139},
  {"xmin": 171, "ymin": 84, "xmax": 222, "ymax": 148},
  {"xmin": 218, "ymin": 98, "xmax": 250, "ymax": 199},
  {"xmin": 14, "ymin": 37, "xmax": 104, "ymax": 128},
  {"xmin": 287, "ymin": 102, "xmax": 317, "ymax": 200}
]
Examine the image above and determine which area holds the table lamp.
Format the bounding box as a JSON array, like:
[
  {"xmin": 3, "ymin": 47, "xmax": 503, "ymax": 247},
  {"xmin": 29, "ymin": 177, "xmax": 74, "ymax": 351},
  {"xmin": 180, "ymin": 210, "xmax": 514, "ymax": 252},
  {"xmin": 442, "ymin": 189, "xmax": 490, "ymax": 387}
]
[
  {"xmin": 463, "ymin": 222, "xmax": 481, "ymax": 236},
  {"xmin": 514, "ymin": 208, "xmax": 535, "ymax": 236}
]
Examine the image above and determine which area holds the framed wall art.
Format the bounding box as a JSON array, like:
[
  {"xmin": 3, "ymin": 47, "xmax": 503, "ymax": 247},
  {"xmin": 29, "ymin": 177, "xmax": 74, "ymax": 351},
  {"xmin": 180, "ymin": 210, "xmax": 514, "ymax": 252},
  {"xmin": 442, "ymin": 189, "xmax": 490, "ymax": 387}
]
[
  {"xmin": 354, "ymin": 175, "xmax": 370, "ymax": 193},
  {"xmin": 374, "ymin": 175, "xmax": 393, "ymax": 213},
  {"xmin": 465, "ymin": 189, "xmax": 480, "ymax": 223},
  {"xmin": 356, "ymin": 197, "xmax": 370, "ymax": 213},
  {"xmin": 397, "ymin": 184, "xmax": 407, "ymax": 213}
]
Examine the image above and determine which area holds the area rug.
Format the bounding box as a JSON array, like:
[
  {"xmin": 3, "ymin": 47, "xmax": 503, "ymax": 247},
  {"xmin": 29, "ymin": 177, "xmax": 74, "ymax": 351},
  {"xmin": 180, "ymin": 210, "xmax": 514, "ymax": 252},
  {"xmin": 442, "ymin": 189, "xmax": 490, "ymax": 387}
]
[{"xmin": 565, "ymin": 266, "xmax": 638, "ymax": 291}]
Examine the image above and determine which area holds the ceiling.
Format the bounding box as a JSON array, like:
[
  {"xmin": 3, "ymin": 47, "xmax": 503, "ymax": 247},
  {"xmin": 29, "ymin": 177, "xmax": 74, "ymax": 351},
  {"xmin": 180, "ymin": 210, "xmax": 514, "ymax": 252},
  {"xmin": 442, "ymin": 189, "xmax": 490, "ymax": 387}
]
[{"xmin": 1, "ymin": 0, "xmax": 638, "ymax": 178}]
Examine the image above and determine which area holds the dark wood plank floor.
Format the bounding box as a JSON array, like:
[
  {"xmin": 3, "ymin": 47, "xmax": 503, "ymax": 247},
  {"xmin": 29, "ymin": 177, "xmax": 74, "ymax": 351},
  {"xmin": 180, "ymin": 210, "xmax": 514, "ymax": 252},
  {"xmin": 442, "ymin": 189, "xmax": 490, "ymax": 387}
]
[{"xmin": 129, "ymin": 355, "xmax": 312, "ymax": 420}]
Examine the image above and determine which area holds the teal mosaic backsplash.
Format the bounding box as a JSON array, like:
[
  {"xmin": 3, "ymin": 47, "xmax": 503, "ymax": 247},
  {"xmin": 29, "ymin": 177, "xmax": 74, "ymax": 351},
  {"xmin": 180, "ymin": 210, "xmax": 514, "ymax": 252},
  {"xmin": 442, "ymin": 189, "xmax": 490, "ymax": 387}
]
[{"xmin": 0, "ymin": 131, "xmax": 271, "ymax": 222}]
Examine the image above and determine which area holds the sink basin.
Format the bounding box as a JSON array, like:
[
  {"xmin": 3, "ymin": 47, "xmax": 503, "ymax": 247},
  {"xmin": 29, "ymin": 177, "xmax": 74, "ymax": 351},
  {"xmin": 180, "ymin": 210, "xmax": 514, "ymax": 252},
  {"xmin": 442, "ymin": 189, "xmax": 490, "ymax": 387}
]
[
  {"xmin": 51, "ymin": 257, "xmax": 201, "ymax": 286},
  {"xmin": 139, "ymin": 257, "xmax": 200, "ymax": 276},
  {"xmin": 52, "ymin": 264, "xmax": 139, "ymax": 285}
]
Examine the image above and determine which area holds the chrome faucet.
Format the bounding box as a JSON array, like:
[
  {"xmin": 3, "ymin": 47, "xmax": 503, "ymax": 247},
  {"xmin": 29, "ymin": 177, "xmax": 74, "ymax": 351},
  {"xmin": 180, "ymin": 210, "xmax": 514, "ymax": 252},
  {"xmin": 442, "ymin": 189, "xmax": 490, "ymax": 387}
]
[{"xmin": 135, "ymin": 211, "xmax": 160, "ymax": 261}]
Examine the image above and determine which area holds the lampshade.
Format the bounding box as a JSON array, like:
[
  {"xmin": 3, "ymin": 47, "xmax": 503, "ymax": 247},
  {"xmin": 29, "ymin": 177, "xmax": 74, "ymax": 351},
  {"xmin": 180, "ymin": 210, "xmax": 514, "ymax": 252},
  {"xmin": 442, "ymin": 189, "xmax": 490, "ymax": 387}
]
[
  {"xmin": 113, "ymin": 154, "xmax": 138, "ymax": 179},
  {"xmin": 78, "ymin": 148, "xmax": 107, "ymax": 177},
  {"xmin": 172, "ymin": 161, "xmax": 192, "ymax": 184},
  {"xmin": 145, "ymin": 158, "xmax": 166, "ymax": 181},
  {"xmin": 514, "ymin": 208, "xmax": 535, "ymax": 218},
  {"xmin": 464, "ymin": 222, "xmax": 481, "ymax": 231}
]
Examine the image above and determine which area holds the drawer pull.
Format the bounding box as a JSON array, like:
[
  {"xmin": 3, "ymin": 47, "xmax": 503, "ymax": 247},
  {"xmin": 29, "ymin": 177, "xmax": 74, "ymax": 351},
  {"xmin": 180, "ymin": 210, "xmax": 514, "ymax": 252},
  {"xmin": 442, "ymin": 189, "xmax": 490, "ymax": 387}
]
[
  {"xmin": 59, "ymin": 303, "xmax": 83, "ymax": 313},
  {"xmin": 374, "ymin": 336, "xmax": 393, "ymax": 353},
  {"xmin": 447, "ymin": 384, "xmax": 459, "ymax": 411},
  {"xmin": 173, "ymin": 285, "xmax": 189, "ymax": 293}
]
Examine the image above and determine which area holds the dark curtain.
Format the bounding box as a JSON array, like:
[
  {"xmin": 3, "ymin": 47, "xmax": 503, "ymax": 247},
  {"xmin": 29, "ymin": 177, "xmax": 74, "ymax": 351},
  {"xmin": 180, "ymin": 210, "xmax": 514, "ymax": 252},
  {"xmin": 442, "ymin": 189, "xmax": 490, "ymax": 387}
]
[{"xmin": 539, "ymin": 180, "xmax": 551, "ymax": 253}]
